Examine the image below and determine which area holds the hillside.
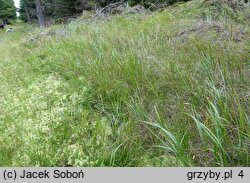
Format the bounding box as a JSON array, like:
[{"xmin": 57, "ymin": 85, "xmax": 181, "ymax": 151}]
[{"xmin": 0, "ymin": 0, "xmax": 249, "ymax": 166}]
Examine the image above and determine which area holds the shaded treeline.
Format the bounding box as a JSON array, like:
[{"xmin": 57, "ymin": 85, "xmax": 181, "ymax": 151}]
[{"xmin": 18, "ymin": 0, "xmax": 189, "ymax": 26}]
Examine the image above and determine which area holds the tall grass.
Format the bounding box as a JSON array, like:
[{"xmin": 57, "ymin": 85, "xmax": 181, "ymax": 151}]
[{"xmin": 0, "ymin": 0, "xmax": 249, "ymax": 166}]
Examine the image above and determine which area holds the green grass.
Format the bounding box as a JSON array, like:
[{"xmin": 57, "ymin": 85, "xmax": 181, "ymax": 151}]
[{"xmin": 0, "ymin": 0, "xmax": 249, "ymax": 166}]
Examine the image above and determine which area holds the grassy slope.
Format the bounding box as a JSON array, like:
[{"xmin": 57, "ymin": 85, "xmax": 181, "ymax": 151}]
[{"xmin": 0, "ymin": 0, "xmax": 249, "ymax": 166}]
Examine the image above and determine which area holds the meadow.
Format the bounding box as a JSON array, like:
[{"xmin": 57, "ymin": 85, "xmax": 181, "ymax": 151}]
[{"xmin": 0, "ymin": 0, "xmax": 249, "ymax": 166}]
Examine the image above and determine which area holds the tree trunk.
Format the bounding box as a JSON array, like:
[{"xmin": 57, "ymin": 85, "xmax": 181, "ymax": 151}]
[
  {"xmin": 35, "ymin": 0, "xmax": 45, "ymax": 27},
  {"xmin": 24, "ymin": 0, "xmax": 32, "ymax": 24}
]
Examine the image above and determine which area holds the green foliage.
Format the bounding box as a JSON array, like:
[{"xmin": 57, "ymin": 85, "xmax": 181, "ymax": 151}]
[
  {"xmin": 0, "ymin": 0, "xmax": 16, "ymax": 20},
  {"xmin": 44, "ymin": 0, "xmax": 77, "ymax": 18},
  {"xmin": 18, "ymin": 0, "xmax": 190, "ymax": 22},
  {"xmin": 0, "ymin": 0, "xmax": 249, "ymax": 166},
  {"xmin": 170, "ymin": 0, "xmax": 250, "ymax": 23}
]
